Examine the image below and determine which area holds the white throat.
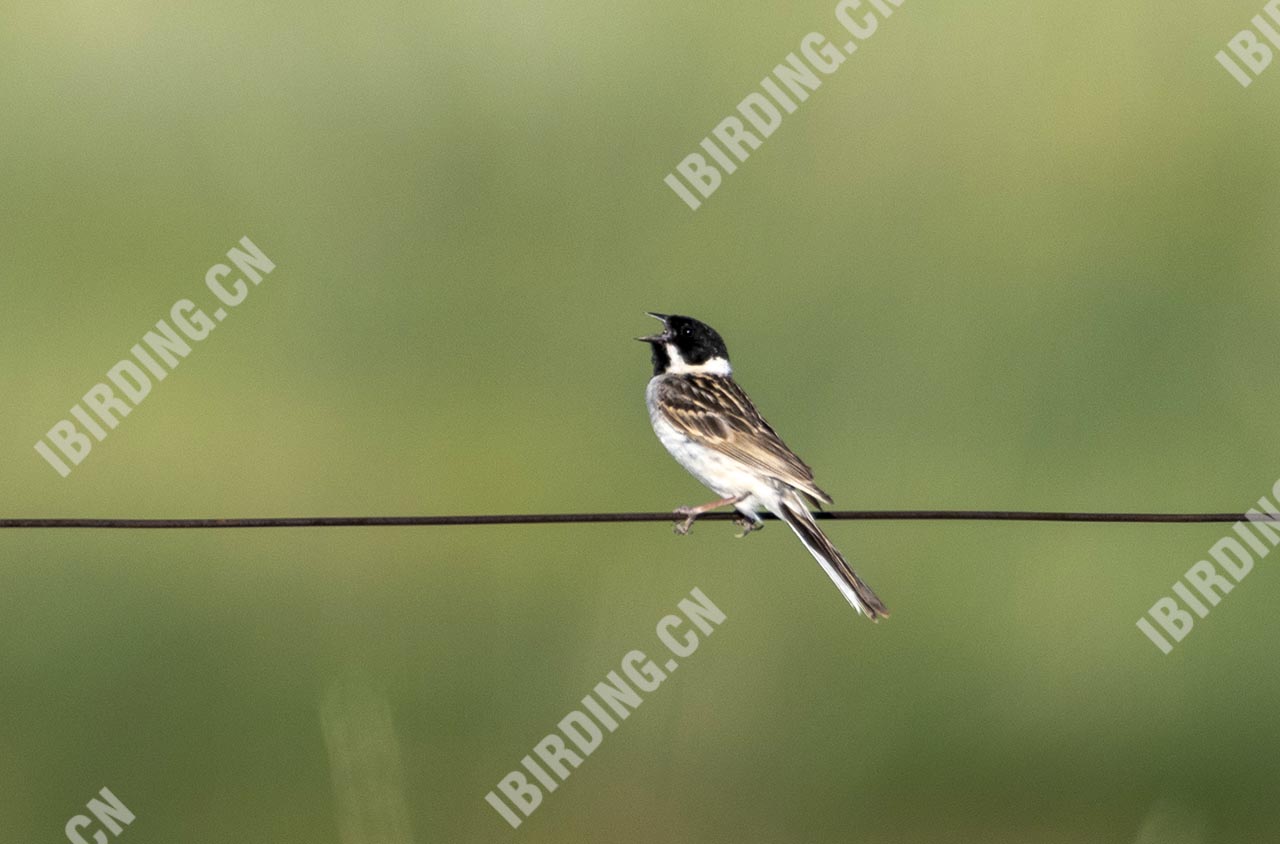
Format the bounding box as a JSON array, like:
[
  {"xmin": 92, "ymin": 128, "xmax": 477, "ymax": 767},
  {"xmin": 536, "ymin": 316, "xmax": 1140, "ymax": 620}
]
[{"xmin": 664, "ymin": 344, "xmax": 732, "ymax": 376}]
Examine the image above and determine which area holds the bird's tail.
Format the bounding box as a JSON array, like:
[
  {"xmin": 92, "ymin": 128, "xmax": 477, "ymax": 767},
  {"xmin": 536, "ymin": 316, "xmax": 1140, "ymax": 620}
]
[{"xmin": 774, "ymin": 492, "xmax": 889, "ymax": 621}]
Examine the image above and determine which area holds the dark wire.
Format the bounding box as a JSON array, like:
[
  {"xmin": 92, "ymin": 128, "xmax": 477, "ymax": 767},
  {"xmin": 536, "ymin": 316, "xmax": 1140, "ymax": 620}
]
[{"xmin": 0, "ymin": 511, "xmax": 1277, "ymax": 529}]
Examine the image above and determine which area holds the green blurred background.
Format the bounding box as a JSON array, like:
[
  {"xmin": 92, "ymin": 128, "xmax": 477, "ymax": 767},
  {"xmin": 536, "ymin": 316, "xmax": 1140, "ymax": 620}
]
[{"xmin": 3, "ymin": 1, "xmax": 1279, "ymax": 841}]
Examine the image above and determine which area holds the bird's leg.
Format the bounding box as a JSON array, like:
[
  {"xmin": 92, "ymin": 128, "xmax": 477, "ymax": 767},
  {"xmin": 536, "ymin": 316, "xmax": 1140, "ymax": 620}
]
[
  {"xmin": 732, "ymin": 514, "xmax": 764, "ymax": 538},
  {"xmin": 673, "ymin": 494, "xmax": 746, "ymax": 535}
]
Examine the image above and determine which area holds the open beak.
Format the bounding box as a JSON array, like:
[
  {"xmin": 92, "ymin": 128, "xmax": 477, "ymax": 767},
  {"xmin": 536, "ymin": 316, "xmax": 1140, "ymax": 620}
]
[{"xmin": 635, "ymin": 312, "xmax": 670, "ymax": 344}]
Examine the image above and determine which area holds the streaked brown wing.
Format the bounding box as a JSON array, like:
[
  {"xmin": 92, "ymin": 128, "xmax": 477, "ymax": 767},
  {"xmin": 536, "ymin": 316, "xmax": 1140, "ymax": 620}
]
[{"xmin": 653, "ymin": 374, "xmax": 833, "ymax": 505}]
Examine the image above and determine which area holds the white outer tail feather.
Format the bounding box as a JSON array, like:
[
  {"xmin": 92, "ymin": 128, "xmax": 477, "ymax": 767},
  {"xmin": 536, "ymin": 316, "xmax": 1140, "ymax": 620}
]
[{"xmin": 771, "ymin": 491, "xmax": 888, "ymax": 621}]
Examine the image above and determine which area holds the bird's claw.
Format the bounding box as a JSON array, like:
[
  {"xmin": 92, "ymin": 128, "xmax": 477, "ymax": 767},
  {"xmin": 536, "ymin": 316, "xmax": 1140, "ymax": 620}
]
[
  {"xmin": 733, "ymin": 515, "xmax": 763, "ymax": 538},
  {"xmin": 673, "ymin": 506, "xmax": 696, "ymax": 535}
]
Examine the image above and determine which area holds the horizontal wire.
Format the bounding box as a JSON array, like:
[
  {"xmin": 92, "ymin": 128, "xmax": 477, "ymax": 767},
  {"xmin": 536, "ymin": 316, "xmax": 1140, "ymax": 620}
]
[{"xmin": 0, "ymin": 511, "xmax": 1277, "ymax": 529}]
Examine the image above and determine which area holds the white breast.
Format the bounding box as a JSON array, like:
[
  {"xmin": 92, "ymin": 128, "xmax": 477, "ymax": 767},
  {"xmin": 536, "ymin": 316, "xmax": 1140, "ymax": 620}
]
[{"xmin": 645, "ymin": 376, "xmax": 777, "ymax": 511}]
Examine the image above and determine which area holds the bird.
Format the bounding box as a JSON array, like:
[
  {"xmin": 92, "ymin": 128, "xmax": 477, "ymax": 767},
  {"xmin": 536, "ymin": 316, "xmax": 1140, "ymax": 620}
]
[{"xmin": 637, "ymin": 312, "xmax": 888, "ymax": 621}]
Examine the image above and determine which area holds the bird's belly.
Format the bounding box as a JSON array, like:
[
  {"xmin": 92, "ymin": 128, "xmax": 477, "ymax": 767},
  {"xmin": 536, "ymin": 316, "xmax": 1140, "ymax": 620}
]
[{"xmin": 649, "ymin": 411, "xmax": 773, "ymax": 507}]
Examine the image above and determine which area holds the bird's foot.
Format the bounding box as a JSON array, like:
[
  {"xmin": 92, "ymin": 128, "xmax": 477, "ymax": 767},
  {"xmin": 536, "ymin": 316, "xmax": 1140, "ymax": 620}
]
[
  {"xmin": 733, "ymin": 515, "xmax": 763, "ymax": 538},
  {"xmin": 672, "ymin": 496, "xmax": 747, "ymax": 535}
]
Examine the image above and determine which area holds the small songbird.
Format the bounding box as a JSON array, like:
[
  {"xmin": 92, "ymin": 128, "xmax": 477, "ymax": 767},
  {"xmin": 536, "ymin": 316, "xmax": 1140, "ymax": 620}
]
[{"xmin": 637, "ymin": 313, "xmax": 888, "ymax": 620}]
